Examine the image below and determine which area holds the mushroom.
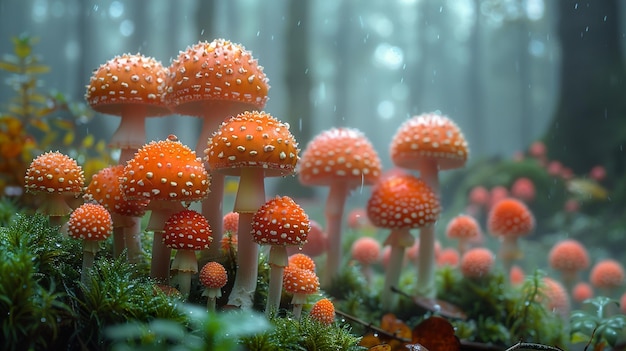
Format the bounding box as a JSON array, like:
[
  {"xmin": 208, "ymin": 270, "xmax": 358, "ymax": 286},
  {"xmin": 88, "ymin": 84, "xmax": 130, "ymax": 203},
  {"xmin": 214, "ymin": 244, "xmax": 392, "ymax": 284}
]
[
  {"xmin": 205, "ymin": 111, "xmax": 298, "ymax": 308},
  {"xmin": 309, "ymin": 298, "xmax": 335, "ymax": 326},
  {"xmin": 460, "ymin": 247, "xmax": 495, "ymax": 279},
  {"xmin": 66, "ymin": 203, "xmax": 113, "ymax": 284},
  {"xmin": 251, "ymin": 195, "xmax": 310, "ymax": 315},
  {"xmin": 283, "ymin": 265, "xmax": 320, "ymax": 319},
  {"xmin": 589, "ymin": 259, "xmax": 625, "ymax": 297},
  {"xmin": 163, "ymin": 209, "xmax": 213, "ymax": 297},
  {"xmin": 84, "ymin": 165, "xmax": 148, "ymax": 262},
  {"xmin": 288, "ymin": 253, "xmax": 316, "ymax": 272},
  {"xmin": 350, "ymin": 237, "xmax": 381, "ymax": 284},
  {"xmin": 445, "ymin": 214, "xmax": 481, "ymax": 256},
  {"xmin": 298, "ymin": 128, "xmax": 382, "ymax": 287},
  {"xmin": 85, "ymin": 53, "xmax": 170, "ymax": 163},
  {"xmin": 548, "ymin": 239, "xmax": 590, "ymax": 292},
  {"xmin": 199, "ymin": 261, "xmax": 228, "ymax": 312},
  {"xmin": 436, "ymin": 248, "xmax": 460, "ymax": 268},
  {"xmin": 167, "ymin": 39, "xmax": 270, "ymax": 261},
  {"xmin": 487, "ymin": 198, "xmax": 535, "ymax": 272},
  {"xmin": 24, "ymin": 151, "xmax": 85, "ymax": 227},
  {"xmin": 539, "ymin": 277, "xmax": 570, "ymax": 320},
  {"xmin": 366, "ymin": 173, "xmax": 440, "ymax": 310},
  {"xmin": 121, "ymin": 134, "xmax": 210, "ymax": 282},
  {"xmin": 390, "ymin": 113, "xmax": 469, "ymax": 298},
  {"xmin": 572, "ymin": 282, "xmax": 594, "ymax": 303}
]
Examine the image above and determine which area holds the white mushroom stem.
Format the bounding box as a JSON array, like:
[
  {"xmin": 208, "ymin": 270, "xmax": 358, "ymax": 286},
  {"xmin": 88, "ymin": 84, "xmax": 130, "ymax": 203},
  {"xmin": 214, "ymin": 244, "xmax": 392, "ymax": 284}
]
[
  {"xmin": 123, "ymin": 216, "xmax": 143, "ymax": 264},
  {"xmin": 381, "ymin": 228, "xmax": 414, "ymax": 311},
  {"xmin": 323, "ymin": 181, "xmax": 351, "ymax": 288},
  {"xmin": 146, "ymin": 200, "xmax": 185, "ymax": 284},
  {"xmin": 227, "ymin": 167, "xmax": 266, "ymax": 309},
  {"xmin": 81, "ymin": 240, "xmax": 100, "ymax": 285},
  {"xmin": 291, "ymin": 294, "xmax": 307, "ymax": 320},
  {"xmin": 498, "ymin": 236, "xmax": 521, "ymax": 273},
  {"xmin": 416, "ymin": 160, "xmax": 440, "ymax": 298},
  {"xmin": 171, "ymin": 249, "xmax": 199, "ymax": 298},
  {"xmin": 203, "ymin": 287, "xmax": 222, "ymax": 312},
  {"xmin": 109, "ymin": 105, "xmax": 148, "ymax": 153},
  {"xmin": 266, "ymin": 246, "xmax": 289, "ymax": 315}
]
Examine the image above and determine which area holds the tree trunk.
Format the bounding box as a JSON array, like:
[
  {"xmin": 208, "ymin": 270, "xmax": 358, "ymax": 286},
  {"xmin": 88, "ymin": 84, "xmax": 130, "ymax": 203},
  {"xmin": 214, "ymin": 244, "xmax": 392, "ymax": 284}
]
[{"xmin": 545, "ymin": 0, "xmax": 626, "ymax": 179}]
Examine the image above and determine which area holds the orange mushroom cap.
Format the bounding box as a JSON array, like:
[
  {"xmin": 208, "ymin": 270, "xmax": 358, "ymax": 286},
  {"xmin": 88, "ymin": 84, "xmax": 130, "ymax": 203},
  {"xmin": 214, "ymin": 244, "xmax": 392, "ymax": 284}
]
[
  {"xmin": 67, "ymin": 203, "xmax": 113, "ymax": 241},
  {"xmin": 283, "ymin": 265, "xmax": 320, "ymax": 295},
  {"xmin": 222, "ymin": 211, "xmax": 239, "ymax": 233},
  {"xmin": 122, "ymin": 135, "xmax": 210, "ymax": 202},
  {"xmin": 309, "ymin": 298, "xmax": 335, "ymax": 325},
  {"xmin": 163, "ymin": 209, "xmax": 213, "ymax": 250},
  {"xmin": 446, "ymin": 215, "xmax": 482, "ymax": 240},
  {"xmin": 199, "ymin": 261, "xmax": 228, "ymax": 289},
  {"xmin": 351, "ymin": 237, "xmax": 381, "ymax": 265},
  {"xmin": 590, "ymin": 259, "xmax": 625, "ymax": 290},
  {"xmin": 366, "ymin": 174, "xmax": 440, "ymax": 230},
  {"xmin": 548, "ymin": 239, "xmax": 590, "ymax": 273},
  {"xmin": 460, "ymin": 248, "xmax": 495, "ymax": 278},
  {"xmin": 251, "ymin": 196, "xmax": 310, "ymax": 246},
  {"xmin": 205, "ymin": 111, "xmax": 298, "ymax": 177},
  {"xmin": 288, "ymin": 253, "xmax": 316, "ymax": 272},
  {"xmin": 85, "ymin": 53, "xmax": 170, "ymax": 116},
  {"xmin": 487, "ymin": 198, "xmax": 535, "ymax": 238},
  {"xmin": 298, "ymin": 128, "xmax": 382, "ymax": 188},
  {"xmin": 24, "ymin": 151, "xmax": 85, "ymax": 195},
  {"xmin": 390, "ymin": 113, "xmax": 469, "ymax": 171},
  {"xmin": 166, "ymin": 39, "xmax": 269, "ymax": 116},
  {"xmin": 84, "ymin": 165, "xmax": 148, "ymax": 217}
]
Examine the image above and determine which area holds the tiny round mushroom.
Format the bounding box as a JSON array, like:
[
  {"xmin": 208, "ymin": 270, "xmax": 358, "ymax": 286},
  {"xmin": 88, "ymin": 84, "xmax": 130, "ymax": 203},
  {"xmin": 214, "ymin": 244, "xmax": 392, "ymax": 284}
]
[
  {"xmin": 122, "ymin": 134, "xmax": 210, "ymax": 283},
  {"xmin": 367, "ymin": 173, "xmax": 440, "ymax": 310},
  {"xmin": 206, "ymin": 111, "xmax": 299, "ymax": 309},
  {"xmin": 251, "ymin": 195, "xmax": 310, "ymax": 315},
  {"xmin": 85, "ymin": 53, "xmax": 170, "ymax": 163},
  {"xmin": 199, "ymin": 261, "xmax": 228, "ymax": 312},
  {"xmin": 163, "ymin": 209, "xmax": 213, "ymax": 297},
  {"xmin": 487, "ymin": 198, "xmax": 535, "ymax": 271},
  {"xmin": 572, "ymin": 282, "xmax": 594, "ymax": 303},
  {"xmin": 84, "ymin": 165, "xmax": 148, "ymax": 262},
  {"xmin": 298, "ymin": 128, "xmax": 382, "ymax": 287},
  {"xmin": 460, "ymin": 248, "xmax": 495, "ymax": 279},
  {"xmin": 283, "ymin": 265, "xmax": 320, "ymax": 319},
  {"xmin": 67, "ymin": 203, "xmax": 113, "ymax": 285},
  {"xmin": 309, "ymin": 298, "xmax": 335, "ymax": 326},
  {"xmin": 445, "ymin": 214, "xmax": 482, "ymax": 256},
  {"xmin": 24, "ymin": 151, "xmax": 85, "ymax": 226},
  {"xmin": 589, "ymin": 259, "xmax": 625, "ymax": 297},
  {"xmin": 389, "ymin": 113, "xmax": 469, "ymax": 298},
  {"xmin": 548, "ymin": 239, "xmax": 590, "ymax": 292},
  {"xmin": 288, "ymin": 253, "xmax": 316, "ymax": 272},
  {"xmin": 167, "ymin": 39, "xmax": 270, "ymax": 263},
  {"xmin": 351, "ymin": 237, "xmax": 381, "ymax": 284}
]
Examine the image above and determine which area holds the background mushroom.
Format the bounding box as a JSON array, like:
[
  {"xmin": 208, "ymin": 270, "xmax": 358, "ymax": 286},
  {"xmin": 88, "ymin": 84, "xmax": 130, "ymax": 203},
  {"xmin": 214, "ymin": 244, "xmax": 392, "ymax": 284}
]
[
  {"xmin": 205, "ymin": 111, "xmax": 298, "ymax": 309},
  {"xmin": 487, "ymin": 197, "xmax": 535, "ymax": 272},
  {"xmin": 66, "ymin": 202, "xmax": 113, "ymax": 284},
  {"xmin": 298, "ymin": 128, "xmax": 381, "ymax": 287},
  {"xmin": 199, "ymin": 261, "xmax": 228, "ymax": 311},
  {"xmin": 167, "ymin": 39, "xmax": 270, "ymax": 261},
  {"xmin": 282, "ymin": 265, "xmax": 320, "ymax": 319},
  {"xmin": 251, "ymin": 195, "xmax": 310, "ymax": 314}
]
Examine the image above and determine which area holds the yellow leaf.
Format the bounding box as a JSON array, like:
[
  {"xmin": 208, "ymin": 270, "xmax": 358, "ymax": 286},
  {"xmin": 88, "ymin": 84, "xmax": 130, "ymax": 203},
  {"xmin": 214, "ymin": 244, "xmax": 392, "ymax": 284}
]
[
  {"xmin": 82, "ymin": 134, "xmax": 95, "ymax": 148},
  {"xmin": 63, "ymin": 131, "xmax": 74, "ymax": 145},
  {"xmin": 52, "ymin": 119, "xmax": 74, "ymax": 130},
  {"xmin": 0, "ymin": 61, "xmax": 21, "ymax": 73},
  {"xmin": 30, "ymin": 119, "xmax": 50, "ymax": 132},
  {"xmin": 95, "ymin": 139, "xmax": 106, "ymax": 153},
  {"xmin": 25, "ymin": 65, "xmax": 50, "ymax": 74}
]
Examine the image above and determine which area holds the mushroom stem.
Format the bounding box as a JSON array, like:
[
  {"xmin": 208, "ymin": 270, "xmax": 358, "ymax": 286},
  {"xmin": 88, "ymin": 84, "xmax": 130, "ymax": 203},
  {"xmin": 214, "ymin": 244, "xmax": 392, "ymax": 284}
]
[
  {"xmin": 123, "ymin": 216, "xmax": 143, "ymax": 264},
  {"xmin": 266, "ymin": 246, "xmax": 289, "ymax": 315},
  {"xmin": 151, "ymin": 231, "xmax": 171, "ymax": 284},
  {"xmin": 200, "ymin": 172, "xmax": 224, "ymax": 261},
  {"xmin": 177, "ymin": 271, "xmax": 193, "ymax": 298},
  {"xmin": 109, "ymin": 105, "xmax": 148, "ymax": 151},
  {"xmin": 112, "ymin": 226, "xmax": 125, "ymax": 259},
  {"xmin": 416, "ymin": 160, "xmax": 440, "ymax": 298},
  {"xmin": 291, "ymin": 295, "xmax": 305, "ymax": 320},
  {"xmin": 227, "ymin": 212, "xmax": 259, "ymax": 308},
  {"xmin": 498, "ymin": 236, "xmax": 521, "ymax": 273},
  {"xmin": 381, "ymin": 228, "xmax": 414, "ymax": 311},
  {"xmin": 207, "ymin": 297, "xmax": 217, "ymax": 312},
  {"xmin": 323, "ymin": 181, "xmax": 350, "ymax": 288},
  {"xmin": 81, "ymin": 241, "xmax": 100, "ymax": 285}
]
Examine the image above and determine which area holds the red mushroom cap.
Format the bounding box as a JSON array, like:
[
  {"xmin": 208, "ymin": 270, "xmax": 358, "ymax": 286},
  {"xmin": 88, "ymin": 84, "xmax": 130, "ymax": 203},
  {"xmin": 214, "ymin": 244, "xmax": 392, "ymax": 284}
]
[
  {"xmin": 251, "ymin": 196, "xmax": 310, "ymax": 246},
  {"xmin": 283, "ymin": 265, "xmax": 320, "ymax": 295},
  {"xmin": 84, "ymin": 165, "xmax": 148, "ymax": 217},
  {"xmin": 390, "ymin": 113, "xmax": 469, "ymax": 171},
  {"xmin": 24, "ymin": 151, "xmax": 85, "ymax": 196},
  {"xmin": 446, "ymin": 214, "xmax": 481, "ymax": 240},
  {"xmin": 460, "ymin": 248, "xmax": 495, "ymax": 278},
  {"xmin": 548, "ymin": 239, "xmax": 590, "ymax": 273},
  {"xmin": 298, "ymin": 128, "xmax": 382, "ymax": 188},
  {"xmin": 288, "ymin": 253, "xmax": 316, "ymax": 272},
  {"xmin": 487, "ymin": 198, "xmax": 535, "ymax": 238},
  {"xmin": 222, "ymin": 211, "xmax": 239, "ymax": 233},
  {"xmin": 437, "ymin": 248, "xmax": 460, "ymax": 267},
  {"xmin": 205, "ymin": 111, "xmax": 298, "ymax": 177},
  {"xmin": 85, "ymin": 53, "xmax": 170, "ymax": 116},
  {"xmin": 351, "ymin": 237, "xmax": 381, "ymax": 265},
  {"xmin": 199, "ymin": 261, "xmax": 228, "ymax": 289},
  {"xmin": 366, "ymin": 174, "xmax": 440, "ymax": 230},
  {"xmin": 590, "ymin": 259, "xmax": 625, "ymax": 290},
  {"xmin": 67, "ymin": 203, "xmax": 113, "ymax": 241},
  {"xmin": 163, "ymin": 209, "xmax": 213, "ymax": 250},
  {"xmin": 166, "ymin": 39, "xmax": 269, "ymax": 116},
  {"xmin": 309, "ymin": 298, "xmax": 335, "ymax": 325},
  {"xmin": 572, "ymin": 282, "xmax": 594, "ymax": 303},
  {"xmin": 121, "ymin": 135, "xmax": 210, "ymax": 202}
]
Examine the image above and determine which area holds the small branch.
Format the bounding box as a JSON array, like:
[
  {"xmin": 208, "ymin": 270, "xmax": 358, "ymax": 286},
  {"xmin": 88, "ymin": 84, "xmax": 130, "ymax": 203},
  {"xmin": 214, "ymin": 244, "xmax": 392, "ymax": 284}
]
[
  {"xmin": 335, "ymin": 310, "xmax": 411, "ymax": 343},
  {"xmin": 504, "ymin": 341, "xmax": 565, "ymax": 351}
]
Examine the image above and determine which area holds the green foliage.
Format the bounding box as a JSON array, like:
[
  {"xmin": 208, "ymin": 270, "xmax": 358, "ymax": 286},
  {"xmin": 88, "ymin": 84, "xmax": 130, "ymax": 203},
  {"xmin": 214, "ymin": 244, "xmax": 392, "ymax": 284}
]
[
  {"xmin": 570, "ymin": 296, "xmax": 626, "ymax": 348},
  {"xmin": 0, "ymin": 214, "xmax": 77, "ymax": 350},
  {"xmin": 241, "ymin": 313, "xmax": 363, "ymax": 351}
]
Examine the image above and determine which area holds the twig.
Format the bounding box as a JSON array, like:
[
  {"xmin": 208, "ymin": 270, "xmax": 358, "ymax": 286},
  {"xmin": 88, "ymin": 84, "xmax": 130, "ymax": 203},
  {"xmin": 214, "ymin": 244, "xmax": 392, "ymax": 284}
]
[
  {"xmin": 335, "ymin": 310, "xmax": 412, "ymax": 343},
  {"xmin": 504, "ymin": 341, "xmax": 564, "ymax": 351}
]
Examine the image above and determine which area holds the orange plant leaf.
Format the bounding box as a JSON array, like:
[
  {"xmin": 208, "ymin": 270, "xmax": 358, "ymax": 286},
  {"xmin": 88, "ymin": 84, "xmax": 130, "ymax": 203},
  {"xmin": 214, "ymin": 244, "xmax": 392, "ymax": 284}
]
[
  {"xmin": 411, "ymin": 316, "xmax": 460, "ymax": 351},
  {"xmin": 359, "ymin": 333, "xmax": 383, "ymax": 348},
  {"xmin": 368, "ymin": 344, "xmax": 392, "ymax": 351}
]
